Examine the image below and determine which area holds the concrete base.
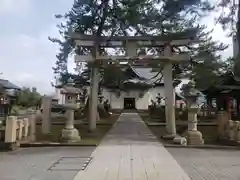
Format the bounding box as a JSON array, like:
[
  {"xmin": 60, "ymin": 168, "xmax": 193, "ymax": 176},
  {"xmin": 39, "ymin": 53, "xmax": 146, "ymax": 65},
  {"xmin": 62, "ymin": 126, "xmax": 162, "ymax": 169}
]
[
  {"xmin": 61, "ymin": 128, "xmax": 81, "ymax": 142},
  {"xmin": 162, "ymin": 134, "xmax": 177, "ymax": 140},
  {"xmin": 187, "ymin": 130, "xmax": 204, "ymax": 145},
  {"xmin": 1, "ymin": 142, "xmax": 20, "ymax": 151}
]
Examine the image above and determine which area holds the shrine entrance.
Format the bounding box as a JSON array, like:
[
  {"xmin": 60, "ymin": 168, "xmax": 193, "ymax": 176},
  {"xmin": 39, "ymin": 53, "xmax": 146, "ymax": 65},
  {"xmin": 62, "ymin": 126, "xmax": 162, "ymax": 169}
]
[
  {"xmin": 124, "ymin": 98, "xmax": 136, "ymax": 109},
  {"xmin": 70, "ymin": 30, "xmax": 197, "ymax": 135}
]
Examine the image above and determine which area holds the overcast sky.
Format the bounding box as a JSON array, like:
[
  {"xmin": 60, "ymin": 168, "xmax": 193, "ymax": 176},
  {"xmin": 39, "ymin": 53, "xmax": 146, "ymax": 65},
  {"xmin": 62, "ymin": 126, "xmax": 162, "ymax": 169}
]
[{"xmin": 0, "ymin": 0, "xmax": 233, "ymax": 95}]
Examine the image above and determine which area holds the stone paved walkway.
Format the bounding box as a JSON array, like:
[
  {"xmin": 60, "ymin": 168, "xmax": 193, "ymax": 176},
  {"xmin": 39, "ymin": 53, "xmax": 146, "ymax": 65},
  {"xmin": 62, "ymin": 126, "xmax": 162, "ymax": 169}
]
[
  {"xmin": 168, "ymin": 148, "xmax": 240, "ymax": 180},
  {"xmin": 74, "ymin": 113, "xmax": 190, "ymax": 180},
  {"xmin": 0, "ymin": 147, "xmax": 95, "ymax": 180}
]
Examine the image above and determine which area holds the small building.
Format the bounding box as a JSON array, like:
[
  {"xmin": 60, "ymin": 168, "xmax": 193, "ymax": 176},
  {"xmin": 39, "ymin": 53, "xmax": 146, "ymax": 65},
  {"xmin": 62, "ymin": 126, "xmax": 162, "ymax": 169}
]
[
  {"xmin": 201, "ymin": 72, "xmax": 240, "ymax": 120},
  {"xmin": 0, "ymin": 79, "xmax": 21, "ymax": 116}
]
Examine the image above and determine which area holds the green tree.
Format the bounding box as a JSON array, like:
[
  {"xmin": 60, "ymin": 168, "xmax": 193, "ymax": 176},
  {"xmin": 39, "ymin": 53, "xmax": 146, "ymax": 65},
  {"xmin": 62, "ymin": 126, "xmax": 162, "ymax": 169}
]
[
  {"xmin": 17, "ymin": 87, "xmax": 42, "ymax": 108},
  {"xmin": 215, "ymin": 0, "xmax": 240, "ymax": 76},
  {"xmin": 50, "ymin": 0, "xmax": 227, "ymax": 90}
]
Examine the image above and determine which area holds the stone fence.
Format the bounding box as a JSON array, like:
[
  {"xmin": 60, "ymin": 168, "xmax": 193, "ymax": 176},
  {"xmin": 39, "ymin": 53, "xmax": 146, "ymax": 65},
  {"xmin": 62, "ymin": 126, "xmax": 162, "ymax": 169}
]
[
  {"xmin": 217, "ymin": 111, "xmax": 240, "ymax": 144},
  {"xmin": 4, "ymin": 113, "xmax": 36, "ymax": 149}
]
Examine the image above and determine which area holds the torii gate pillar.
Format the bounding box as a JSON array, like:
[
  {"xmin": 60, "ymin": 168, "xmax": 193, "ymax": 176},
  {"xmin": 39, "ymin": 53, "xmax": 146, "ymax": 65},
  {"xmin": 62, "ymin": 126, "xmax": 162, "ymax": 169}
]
[
  {"xmin": 88, "ymin": 67, "xmax": 100, "ymax": 132},
  {"xmin": 163, "ymin": 45, "xmax": 176, "ymax": 138}
]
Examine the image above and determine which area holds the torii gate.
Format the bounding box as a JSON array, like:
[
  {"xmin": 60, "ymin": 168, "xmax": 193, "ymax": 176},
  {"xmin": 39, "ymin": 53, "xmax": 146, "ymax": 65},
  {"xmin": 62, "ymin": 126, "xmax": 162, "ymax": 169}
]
[{"xmin": 70, "ymin": 30, "xmax": 197, "ymax": 138}]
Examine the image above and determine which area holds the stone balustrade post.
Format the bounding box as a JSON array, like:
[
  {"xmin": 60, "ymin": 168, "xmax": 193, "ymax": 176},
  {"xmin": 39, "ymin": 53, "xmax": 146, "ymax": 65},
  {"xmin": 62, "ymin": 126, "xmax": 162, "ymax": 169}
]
[{"xmin": 5, "ymin": 116, "xmax": 17, "ymax": 143}]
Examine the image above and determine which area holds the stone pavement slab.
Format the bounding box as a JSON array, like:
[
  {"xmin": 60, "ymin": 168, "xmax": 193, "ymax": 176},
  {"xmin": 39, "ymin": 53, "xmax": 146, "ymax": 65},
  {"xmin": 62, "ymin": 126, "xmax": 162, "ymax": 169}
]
[
  {"xmin": 74, "ymin": 113, "xmax": 190, "ymax": 180},
  {"xmin": 168, "ymin": 148, "xmax": 240, "ymax": 180},
  {"xmin": 0, "ymin": 147, "xmax": 94, "ymax": 180}
]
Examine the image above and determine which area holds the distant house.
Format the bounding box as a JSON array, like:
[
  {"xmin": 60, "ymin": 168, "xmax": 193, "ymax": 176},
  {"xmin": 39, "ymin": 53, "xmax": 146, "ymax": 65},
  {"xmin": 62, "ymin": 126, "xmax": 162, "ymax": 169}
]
[{"xmin": 0, "ymin": 79, "xmax": 21, "ymax": 116}]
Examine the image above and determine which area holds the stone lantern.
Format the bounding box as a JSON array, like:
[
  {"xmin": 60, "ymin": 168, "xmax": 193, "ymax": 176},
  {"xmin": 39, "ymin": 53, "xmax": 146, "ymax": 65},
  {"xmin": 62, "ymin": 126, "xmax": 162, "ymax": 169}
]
[
  {"xmin": 60, "ymin": 78, "xmax": 81, "ymax": 142},
  {"xmin": 181, "ymin": 80, "xmax": 204, "ymax": 145}
]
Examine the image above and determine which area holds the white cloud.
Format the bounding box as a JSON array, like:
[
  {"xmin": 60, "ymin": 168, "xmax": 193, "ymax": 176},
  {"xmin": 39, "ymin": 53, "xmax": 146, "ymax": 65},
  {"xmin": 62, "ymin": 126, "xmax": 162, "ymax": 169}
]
[
  {"xmin": 0, "ymin": 25, "xmax": 65, "ymax": 94},
  {"xmin": 201, "ymin": 12, "xmax": 233, "ymax": 59},
  {"xmin": 0, "ymin": 0, "xmax": 30, "ymax": 14}
]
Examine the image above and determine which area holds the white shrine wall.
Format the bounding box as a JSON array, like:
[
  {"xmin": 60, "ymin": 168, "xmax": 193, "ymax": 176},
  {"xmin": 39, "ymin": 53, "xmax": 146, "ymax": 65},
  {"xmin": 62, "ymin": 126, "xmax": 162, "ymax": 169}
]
[
  {"xmin": 55, "ymin": 85, "xmax": 176, "ymax": 110},
  {"xmin": 102, "ymin": 86, "xmax": 176, "ymax": 110}
]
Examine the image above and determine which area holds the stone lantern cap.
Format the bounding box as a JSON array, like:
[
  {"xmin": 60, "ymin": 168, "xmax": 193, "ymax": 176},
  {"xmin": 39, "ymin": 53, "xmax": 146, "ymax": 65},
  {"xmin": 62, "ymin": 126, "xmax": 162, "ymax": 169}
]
[
  {"xmin": 181, "ymin": 80, "xmax": 200, "ymax": 98},
  {"xmin": 60, "ymin": 78, "xmax": 82, "ymax": 95}
]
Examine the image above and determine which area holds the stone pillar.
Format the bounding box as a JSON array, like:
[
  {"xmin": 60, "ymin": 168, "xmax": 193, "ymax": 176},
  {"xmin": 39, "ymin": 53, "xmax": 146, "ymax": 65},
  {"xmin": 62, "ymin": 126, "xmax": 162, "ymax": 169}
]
[
  {"xmin": 162, "ymin": 45, "xmax": 176, "ymax": 138},
  {"xmin": 89, "ymin": 67, "xmax": 100, "ymax": 132},
  {"xmin": 29, "ymin": 113, "xmax": 36, "ymax": 142},
  {"xmin": 41, "ymin": 96, "xmax": 51, "ymax": 135}
]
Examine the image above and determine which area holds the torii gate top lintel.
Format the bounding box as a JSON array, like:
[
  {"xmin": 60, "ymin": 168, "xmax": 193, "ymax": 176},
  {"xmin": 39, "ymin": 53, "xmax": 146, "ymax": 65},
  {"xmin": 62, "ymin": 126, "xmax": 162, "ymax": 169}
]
[
  {"xmin": 69, "ymin": 28, "xmax": 198, "ymax": 45},
  {"xmin": 71, "ymin": 29, "xmax": 198, "ymax": 67}
]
